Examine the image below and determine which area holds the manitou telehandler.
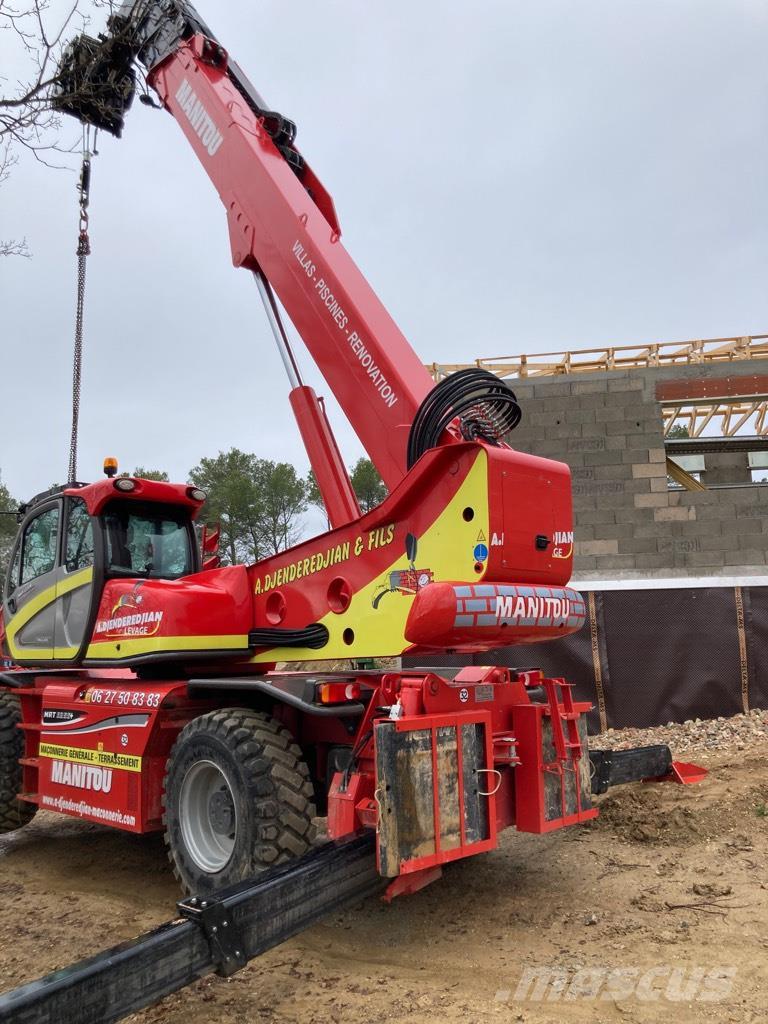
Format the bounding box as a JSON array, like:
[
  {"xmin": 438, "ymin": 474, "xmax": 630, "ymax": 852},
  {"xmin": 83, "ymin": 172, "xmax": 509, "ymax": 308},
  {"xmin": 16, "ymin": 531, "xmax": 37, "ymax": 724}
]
[{"xmin": 1, "ymin": 0, "xmax": 692, "ymax": 924}]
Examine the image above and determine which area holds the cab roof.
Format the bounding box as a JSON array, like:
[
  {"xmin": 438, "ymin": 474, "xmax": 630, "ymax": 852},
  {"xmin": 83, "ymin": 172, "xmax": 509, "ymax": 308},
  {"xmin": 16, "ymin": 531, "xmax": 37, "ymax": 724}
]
[{"xmin": 21, "ymin": 478, "xmax": 205, "ymax": 520}]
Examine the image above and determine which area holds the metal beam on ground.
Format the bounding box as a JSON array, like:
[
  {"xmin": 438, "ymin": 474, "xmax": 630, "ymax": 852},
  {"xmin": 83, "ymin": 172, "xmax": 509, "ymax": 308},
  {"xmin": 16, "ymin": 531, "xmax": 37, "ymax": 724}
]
[{"xmin": 0, "ymin": 833, "xmax": 381, "ymax": 1024}]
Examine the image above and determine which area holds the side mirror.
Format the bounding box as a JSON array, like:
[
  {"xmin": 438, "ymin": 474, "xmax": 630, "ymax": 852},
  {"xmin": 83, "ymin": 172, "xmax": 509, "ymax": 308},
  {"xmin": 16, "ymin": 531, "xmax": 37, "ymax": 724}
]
[
  {"xmin": 405, "ymin": 532, "xmax": 418, "ymax": 567},
  {"xmin": 201, "ymin": 523, "xmax": 221, "ymax": 571}
]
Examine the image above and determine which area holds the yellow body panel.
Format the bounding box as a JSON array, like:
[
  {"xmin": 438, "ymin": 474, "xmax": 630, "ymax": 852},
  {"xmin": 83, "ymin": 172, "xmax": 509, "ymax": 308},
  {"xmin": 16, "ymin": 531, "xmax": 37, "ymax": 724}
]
[{"xmin": 253, "ymin": 450, "xmax": 490, "ymax": 663}]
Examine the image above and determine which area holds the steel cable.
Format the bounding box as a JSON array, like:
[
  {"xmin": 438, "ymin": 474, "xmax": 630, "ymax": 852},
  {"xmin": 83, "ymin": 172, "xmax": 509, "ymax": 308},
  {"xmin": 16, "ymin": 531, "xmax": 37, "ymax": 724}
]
[{"xmin": 68, "ymin": 140, "xmax": 93, "ymax": 485}]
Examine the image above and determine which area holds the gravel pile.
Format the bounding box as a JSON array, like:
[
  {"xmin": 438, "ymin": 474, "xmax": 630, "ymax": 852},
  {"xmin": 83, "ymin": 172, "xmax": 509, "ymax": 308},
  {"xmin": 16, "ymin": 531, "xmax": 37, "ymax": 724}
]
[{"xmin": 593, "ymin": 707, "xmax": 768, "ymax": 756}]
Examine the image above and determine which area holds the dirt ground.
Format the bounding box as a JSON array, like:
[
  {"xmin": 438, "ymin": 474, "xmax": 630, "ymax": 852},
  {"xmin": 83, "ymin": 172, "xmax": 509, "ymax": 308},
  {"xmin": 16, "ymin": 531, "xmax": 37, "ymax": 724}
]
[{"xmin": 0, "ymin": 717, "xmax": 766, "ymax": 1024}]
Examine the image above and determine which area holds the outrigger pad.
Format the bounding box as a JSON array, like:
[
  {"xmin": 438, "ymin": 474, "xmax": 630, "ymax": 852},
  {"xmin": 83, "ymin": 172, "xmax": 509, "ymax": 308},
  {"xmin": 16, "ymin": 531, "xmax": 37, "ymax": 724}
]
[
  {"xmin": 375, "ymin": 715, "xmax": 495, "ymax": 878},
  {"xmin": 52, "ymin": 31, "xmax": 136, "ymax": 137}
]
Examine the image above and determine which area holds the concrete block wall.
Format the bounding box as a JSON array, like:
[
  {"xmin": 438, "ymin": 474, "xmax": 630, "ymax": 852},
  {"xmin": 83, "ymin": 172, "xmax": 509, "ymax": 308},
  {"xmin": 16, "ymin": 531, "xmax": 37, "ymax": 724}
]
[{"xmin": 507, "ymin": 360, "xmax": 768, "ymax": 578}]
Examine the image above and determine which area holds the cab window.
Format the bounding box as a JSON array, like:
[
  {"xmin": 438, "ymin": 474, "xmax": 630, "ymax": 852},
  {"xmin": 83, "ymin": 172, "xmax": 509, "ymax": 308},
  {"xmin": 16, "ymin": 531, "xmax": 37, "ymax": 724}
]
[
  {"xmin": 6, "ymin": 543, "xmax": 21, "ymax": 595},
  {"xmin": 65, "ymin": 499, "xmax": 95, "ymax": 573},
  {"xmin": 103, "ymin": 503, "xmax": 192, "ymax": 579},
  {"xmin": 19, "ymin": 506, "xmax": 60, "ymax": 585}
]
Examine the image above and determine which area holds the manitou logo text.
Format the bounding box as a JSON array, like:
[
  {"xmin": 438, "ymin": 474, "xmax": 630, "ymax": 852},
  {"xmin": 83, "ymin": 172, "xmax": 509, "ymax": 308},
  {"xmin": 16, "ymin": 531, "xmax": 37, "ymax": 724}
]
[
  {"xmin": 51, "ymin": 760, "xmax": 113, "ymax": 793},
  {"xmin": 495, "ymin": 594, "xmax": 571, "ymax": 624},
  {"xmin": 175, "ymin": 79, "xmax": 224, "ymax": 156}
]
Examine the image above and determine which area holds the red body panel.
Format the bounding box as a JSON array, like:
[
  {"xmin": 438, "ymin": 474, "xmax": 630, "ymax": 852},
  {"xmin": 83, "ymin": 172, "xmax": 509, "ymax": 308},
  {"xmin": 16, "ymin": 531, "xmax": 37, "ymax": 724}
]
[
  {"xmin": 91, "ymin": 566, "xmax": 252, "ymax": 653},
  {"xmin": 17, "ymin": 678, "xmax": 213, "ymax": 832}
]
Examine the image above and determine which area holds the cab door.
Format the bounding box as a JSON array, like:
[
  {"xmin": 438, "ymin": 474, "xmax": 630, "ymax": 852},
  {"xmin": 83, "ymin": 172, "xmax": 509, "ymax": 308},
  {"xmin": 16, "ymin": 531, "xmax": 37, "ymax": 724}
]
[
  {"xmin": 53, "ymin": 496, "xmax": 96, "ymax": 661},
  {"xmin": 3, "ymin": 502, "xmax": 62, "ymax": 663}
]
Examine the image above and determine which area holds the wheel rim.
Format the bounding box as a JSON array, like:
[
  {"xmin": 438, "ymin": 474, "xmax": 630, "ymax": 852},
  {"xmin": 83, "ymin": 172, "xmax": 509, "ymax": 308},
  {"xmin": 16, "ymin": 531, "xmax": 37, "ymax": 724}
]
[{"xmin": 179, "ymin": 760, "xmax": 237, "ymax": 873}]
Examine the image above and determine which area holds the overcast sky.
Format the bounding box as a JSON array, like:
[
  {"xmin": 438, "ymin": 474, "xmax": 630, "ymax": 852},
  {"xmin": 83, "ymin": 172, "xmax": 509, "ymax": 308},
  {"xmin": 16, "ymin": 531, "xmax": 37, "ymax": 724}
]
[{"xmin": 1, "ymin": 0, "xmax": 766, "ymax": 505}]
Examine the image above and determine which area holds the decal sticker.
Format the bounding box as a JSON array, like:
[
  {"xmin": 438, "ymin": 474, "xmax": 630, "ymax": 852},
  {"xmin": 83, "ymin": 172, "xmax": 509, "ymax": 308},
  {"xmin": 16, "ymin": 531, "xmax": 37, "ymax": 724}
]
[
  {"xmin": 39, "ymin": 742, "xmax": 142, "ymax": 773},
  {"xmin": 111, "ymin": 581, "xmax": 144, "ymax": 615},
  {"xmin": 42, "ymin": 712, "xmax": 151, "ymax": 735},
  {"xmin": 85, "ymin": 688, "xmax": 162, "ymax": 708},
  {"xmin": 175, "ymin": 79, "xmax": 224, "ymax": 156},
  {"xmin": 255, "ymin": 524, "xmax": 396, "ymax": 595},
  {"xmin": 41, "ymin": 794, "xmax": 136, "ymax": 827},
  {"xmin": 50, "ymin": 761, "xmax": 112, "ymax": 793},
  {"xmin": 552, "ymin": 530, "xmax": 574, "ymax": 560},
  {"xmin": 495, "ymin": 592, "xmax": 572, "ymax": 625},
  {"xmin": 452, "ymin": 584, "xmax": 586, "ymax": 632},
  {"xmin": 95, "ymin": 582, "xmax": 164, "ymax": 639},
  {"xmin": 292, "ymin": 235, "xmax": 398, "ymax": 409},
  {"xmin": 373, "ymin": 532, "xmax": 433, "ymax": 608},
  {"xmin": 42, "ymin": 709, "xmax": 85, "ymax": 726},
  {"xmin": 256, "ymin": 540, "xmax": 352, "ymax": 595},
  {"xmin": 459, "ymin": 688, "xmax": 470, "ymax": 703}
]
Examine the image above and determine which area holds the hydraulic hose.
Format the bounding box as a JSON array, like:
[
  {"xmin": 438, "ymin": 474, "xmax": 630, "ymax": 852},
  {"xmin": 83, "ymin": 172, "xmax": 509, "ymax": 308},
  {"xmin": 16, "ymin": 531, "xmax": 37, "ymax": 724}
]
[{"xmin": 407, "ymin": 368, "xmax": 522, "ymax": 468}]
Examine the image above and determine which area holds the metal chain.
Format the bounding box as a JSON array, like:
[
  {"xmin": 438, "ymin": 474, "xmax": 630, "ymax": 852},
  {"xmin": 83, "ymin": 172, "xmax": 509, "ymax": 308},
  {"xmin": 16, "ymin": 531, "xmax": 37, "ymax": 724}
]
[{"xmin": 68, "ymin": 131, "xmax": 94, "ymax": 484}]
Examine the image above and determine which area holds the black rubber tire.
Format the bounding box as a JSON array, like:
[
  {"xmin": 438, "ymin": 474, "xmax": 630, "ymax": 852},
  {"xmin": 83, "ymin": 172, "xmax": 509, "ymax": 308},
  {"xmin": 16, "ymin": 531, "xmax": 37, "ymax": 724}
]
[
  {"xmin": 163, "ymin": 708, "xmax": 317, "ymax": 894},
  {"xmin": 0, "ymin": 691, "xmax": 36, "ymax": 834}
]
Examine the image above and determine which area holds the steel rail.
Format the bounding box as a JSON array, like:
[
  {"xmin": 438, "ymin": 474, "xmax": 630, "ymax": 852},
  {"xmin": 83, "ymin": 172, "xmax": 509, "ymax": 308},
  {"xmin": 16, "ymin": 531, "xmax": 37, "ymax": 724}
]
[{"xmin": 0, "ymin": 833, "xmax": 380, "ymax": 1024}]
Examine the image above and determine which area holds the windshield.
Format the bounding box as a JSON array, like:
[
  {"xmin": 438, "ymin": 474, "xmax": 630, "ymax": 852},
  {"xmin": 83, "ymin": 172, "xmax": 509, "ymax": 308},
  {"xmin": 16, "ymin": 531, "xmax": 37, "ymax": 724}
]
[{"xmin": 103, "ymin": 502, "xmax": 192, "ymax": 579}]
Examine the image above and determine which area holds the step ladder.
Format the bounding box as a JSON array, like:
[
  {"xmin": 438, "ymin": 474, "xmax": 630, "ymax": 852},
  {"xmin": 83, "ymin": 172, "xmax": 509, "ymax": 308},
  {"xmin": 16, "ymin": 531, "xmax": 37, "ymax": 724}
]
[{"xmin": 541, "ymin": 677, "xmax": 583, "ymax": 766}]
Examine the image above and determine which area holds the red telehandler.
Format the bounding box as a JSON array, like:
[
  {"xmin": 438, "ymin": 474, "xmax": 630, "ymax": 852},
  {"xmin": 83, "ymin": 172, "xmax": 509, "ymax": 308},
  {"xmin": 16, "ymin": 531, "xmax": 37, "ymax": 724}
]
[{"xmin": 0, "ymin": 4, "xmax": 701, "ymax": 1019}]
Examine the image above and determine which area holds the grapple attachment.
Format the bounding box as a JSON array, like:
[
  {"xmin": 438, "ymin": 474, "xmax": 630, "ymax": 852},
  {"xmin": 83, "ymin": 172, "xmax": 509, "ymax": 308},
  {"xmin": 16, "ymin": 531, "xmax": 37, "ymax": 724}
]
[{"xmin": 52, "ymin": 29, "xmax": 136, "ymax": 137}]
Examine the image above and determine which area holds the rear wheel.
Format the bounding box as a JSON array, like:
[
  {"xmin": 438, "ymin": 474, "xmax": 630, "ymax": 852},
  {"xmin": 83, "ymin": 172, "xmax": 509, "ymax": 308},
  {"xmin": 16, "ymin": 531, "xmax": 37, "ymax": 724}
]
[
  {"xmin": 0, "ymin": 691, "xmax": 36, "ymax": 834},
  {"xmin": 163, "ymin": 708, "xmax": 317, "ymax": 894}
]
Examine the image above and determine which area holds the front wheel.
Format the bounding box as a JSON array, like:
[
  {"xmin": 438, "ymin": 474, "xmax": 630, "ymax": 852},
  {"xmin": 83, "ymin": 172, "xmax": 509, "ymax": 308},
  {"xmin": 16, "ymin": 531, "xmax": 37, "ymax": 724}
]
[
  {"xmin": 0, "ymin": 691, "xmax": 36, "ymax": 834},
  {"xmin": 163, "ymin": 708, "xmax": 317, "ymax": 894}
]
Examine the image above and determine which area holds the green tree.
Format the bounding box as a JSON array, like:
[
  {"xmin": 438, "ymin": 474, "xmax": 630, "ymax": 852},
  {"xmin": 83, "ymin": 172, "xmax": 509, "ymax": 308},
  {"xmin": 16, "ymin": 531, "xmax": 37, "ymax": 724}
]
[
  {"xmin": 349, "ymin": 458, "xmax": 387, "ymax": 513},
  {"xmin": 0, "ymin": 473, "xmax": 19, "ymax": 586},
  {"xmin": 306, "ymin": 471, "xmax": 324, "ymax": 511},
  {"xmin": 189, "ymin": 451, "xmax": 308, "ymax": 564},
  {"xmin": 254, "ymin": 460, "xmax": 307, "ymax": 555},
  {"xmin": 133, "ymin": 467, "xmax": 170, "ymax": 481},
  {"xmin": 189, "ymin": 450, "xmax": 263, "ymax": 565},
  {"xmin": 666, "ymin": 424, "xmax": 690, "ymax": 439},
  {"xmin": 306, "ymin": 457, "xmax": 387, "ymax": 519}
]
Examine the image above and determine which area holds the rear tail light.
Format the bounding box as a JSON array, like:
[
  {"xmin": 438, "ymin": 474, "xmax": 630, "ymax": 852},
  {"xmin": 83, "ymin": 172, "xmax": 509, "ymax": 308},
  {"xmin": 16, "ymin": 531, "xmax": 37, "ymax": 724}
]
[{"xmin": 317, "ymin": 681, "xmax": 361, "ymax": 704}]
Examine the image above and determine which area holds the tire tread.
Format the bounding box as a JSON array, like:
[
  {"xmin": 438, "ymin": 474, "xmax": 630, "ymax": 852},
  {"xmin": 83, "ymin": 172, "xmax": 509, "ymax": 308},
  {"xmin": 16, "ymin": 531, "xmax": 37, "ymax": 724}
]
[
  {"xmin": 0, "ymin": 692, "xmax": 36, "ymax": 834},
  {"xmin": 163, "ymin": 707, "xmax": 317, "ymax": 892}
]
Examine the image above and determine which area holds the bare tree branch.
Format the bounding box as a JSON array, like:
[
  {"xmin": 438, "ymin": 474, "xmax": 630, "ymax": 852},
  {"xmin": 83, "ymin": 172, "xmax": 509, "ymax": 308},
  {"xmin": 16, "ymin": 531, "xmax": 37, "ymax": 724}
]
[
  {"xmin": 0, "ymin": 1, "xmax": 120, "ymax": 254},
  {"xmin": 0, "ymin": 141, "xmax": 29, "ymax": 255}
]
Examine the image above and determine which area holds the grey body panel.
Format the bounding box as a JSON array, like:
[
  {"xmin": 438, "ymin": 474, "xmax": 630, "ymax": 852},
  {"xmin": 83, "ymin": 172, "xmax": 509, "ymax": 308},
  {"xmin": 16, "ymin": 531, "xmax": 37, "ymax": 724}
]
[
  {"xmin": 3, "ymin": 501, "xmax": 61, "ymax": 658},
  {"xmin": 3, "ymin": 497, "xmax": 95, "ymax": 663}
]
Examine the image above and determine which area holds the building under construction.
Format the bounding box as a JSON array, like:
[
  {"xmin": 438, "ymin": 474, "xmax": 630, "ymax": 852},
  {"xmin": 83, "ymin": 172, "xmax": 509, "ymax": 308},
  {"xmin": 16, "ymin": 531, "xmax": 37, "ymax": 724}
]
[{"xmin": 431, "ymin": 334, "xmax": 768, "ymax": 578}]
